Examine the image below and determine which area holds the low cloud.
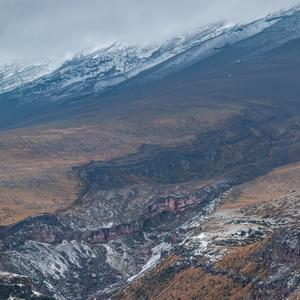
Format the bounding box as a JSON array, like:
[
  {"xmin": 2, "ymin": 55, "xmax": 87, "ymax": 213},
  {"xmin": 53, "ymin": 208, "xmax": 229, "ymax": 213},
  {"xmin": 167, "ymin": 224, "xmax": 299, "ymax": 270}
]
[{"xmin": 0, "ymin": 0, "xmax": 299, "ymax": 64}]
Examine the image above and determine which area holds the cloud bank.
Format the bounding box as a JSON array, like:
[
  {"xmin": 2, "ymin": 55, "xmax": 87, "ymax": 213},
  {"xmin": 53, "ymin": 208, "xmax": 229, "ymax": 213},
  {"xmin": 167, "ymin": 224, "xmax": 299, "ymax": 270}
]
[{"xmin": 0, "ymin": 0, "xmax": 299, "ymax": 64}]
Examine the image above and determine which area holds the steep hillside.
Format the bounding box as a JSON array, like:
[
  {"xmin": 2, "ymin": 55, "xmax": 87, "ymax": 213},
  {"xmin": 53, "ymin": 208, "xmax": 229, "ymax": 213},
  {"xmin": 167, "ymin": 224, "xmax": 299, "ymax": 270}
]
[
  {"xmin": 1, "ymin": 7, "xmax": 300, "ymax": 130},
  {"xmin": 115, "ymin": 163, "xmax": 300, "ymax": 300},
  {"xmin": 0, "ymin": 7, "xmax": 299, "ymax": 300},
  {"xmin": 0, "ymin": 62, "xmax": 58, "ymax": 94}
]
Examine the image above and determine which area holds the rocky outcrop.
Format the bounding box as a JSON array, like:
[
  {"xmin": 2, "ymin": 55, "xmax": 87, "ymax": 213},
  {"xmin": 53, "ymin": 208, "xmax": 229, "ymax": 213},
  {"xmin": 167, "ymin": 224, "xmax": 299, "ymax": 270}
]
[
  {"xmin": 0, "ymin": 101, "xmax": 299, "ymax": 299},
  {"xmin": 148, "ymin": 195, "xmax": 198, "ymax": 215},
  {"xmin": 114, "ymin": 225, "xmax": 300, "ymax": 300},
  {"xmin": 1, "ymin": 17, "xmax": 300, "ymax": 298},
  {"xmin": 0, "ymin": 190, "xmax": 212, "ymax": 247},
  {"xmin": 253, "ymin": 227, "xmax": 300, "ymax": 299},
  {"xmin": 0, "ymin": 272, "xmax": 55, "ymax": 300},
  {"xmin": 0, "ymin": 215, "xmax": 72, "ymax": 250},
  {"xmin": 85, "ymin": 221, "xmax": 142, "ymax": 243},
  {"xmin": 82, "ymin": 194, "xmax": 205, "ymax": 243}
]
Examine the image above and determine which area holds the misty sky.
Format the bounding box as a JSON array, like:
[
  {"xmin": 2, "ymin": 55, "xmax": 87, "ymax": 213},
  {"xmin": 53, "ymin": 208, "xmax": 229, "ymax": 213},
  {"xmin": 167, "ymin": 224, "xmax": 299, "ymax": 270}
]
[{"xmin": 0, "ymin": 0, "xmax": 299, "ymax": 64}]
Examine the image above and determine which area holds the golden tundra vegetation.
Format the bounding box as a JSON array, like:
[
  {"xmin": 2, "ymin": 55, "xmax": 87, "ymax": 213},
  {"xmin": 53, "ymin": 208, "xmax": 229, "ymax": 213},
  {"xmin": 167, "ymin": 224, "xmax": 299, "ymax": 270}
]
[
  {"xmin": 0, "ymin": 100, "xmax": 241, "ymax": 225},
  {"xmin": 115, "ymin": 162, "xmax": 300, "ymax": 300}
]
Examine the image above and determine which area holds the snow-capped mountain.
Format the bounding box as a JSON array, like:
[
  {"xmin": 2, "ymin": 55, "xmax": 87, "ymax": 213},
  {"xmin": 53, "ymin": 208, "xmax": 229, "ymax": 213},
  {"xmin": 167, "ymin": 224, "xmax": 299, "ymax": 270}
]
[
  {"xmin": 0, "ymin": 23, "xmax": 237, "ymax": 101},
  {"xmin": 1, "ymin": 5, "xmax": 300, "ymax": 300},
  {"xmin": 0, "ymin": 62, "xmax": 59, "ymax": 94},
  {"xmin": 0, "ymin": 6, "xmax": 300, "ymax": 104}
]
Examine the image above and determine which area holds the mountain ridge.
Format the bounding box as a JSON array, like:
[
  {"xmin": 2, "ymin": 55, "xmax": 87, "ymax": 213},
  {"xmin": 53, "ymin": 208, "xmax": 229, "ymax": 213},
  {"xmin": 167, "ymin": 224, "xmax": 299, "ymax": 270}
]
[
  {"xmin": 0, "ymin": 5, "xmax": 300, "ymax": 300},
  {"xmin": 1, "ymin": 6, "xmax": 299, "ymax": 105}
]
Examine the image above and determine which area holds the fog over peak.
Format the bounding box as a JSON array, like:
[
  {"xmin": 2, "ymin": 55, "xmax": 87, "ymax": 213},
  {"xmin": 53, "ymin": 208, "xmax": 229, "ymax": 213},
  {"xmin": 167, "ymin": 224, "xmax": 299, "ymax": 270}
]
[{"xmin": 0, "ymin": 0, "xmax": 299, "ymax": 65}]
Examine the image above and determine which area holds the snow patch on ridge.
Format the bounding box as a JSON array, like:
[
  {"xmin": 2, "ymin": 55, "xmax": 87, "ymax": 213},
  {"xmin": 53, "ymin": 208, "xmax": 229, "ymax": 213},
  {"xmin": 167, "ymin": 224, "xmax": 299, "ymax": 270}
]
[
  {"xmin": 0, "ymin": 62, "xmax": 59, "ymax": 94},
  {"xmin": 9, "ymin": 240, "xmax": 96, "ymax": 280},
  {"xmin": 0, "ymin": 10, "xmax": 285, "ymax": 101},
  {"xmin": 128, "ymin": 242, "xmax": 172, "ymax": 282}
]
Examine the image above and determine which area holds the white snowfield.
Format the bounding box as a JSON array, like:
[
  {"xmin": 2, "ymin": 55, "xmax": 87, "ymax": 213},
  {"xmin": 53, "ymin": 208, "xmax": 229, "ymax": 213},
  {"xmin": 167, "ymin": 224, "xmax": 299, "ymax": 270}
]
[
  {"xmin": 0, "ymin": 62, "xmax": 59, "ymax": 94},
  {"xmin": 1, "ymin": 6, "xmax": 297, "ymax": 99}
]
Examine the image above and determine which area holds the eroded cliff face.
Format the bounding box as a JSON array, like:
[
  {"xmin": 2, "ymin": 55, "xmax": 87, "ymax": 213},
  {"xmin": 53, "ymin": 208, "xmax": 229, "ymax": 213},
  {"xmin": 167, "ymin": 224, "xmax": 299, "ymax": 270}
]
[
  {"xmin": 0, "ymin": 271, "xmax": 55, "ymax": 300},
  {"xmin": 114, "ymin": 228, "xmax": 300, "ymax": 300},
  {"xmin": 0, "ymin": 101, "xmax": 299, "ymax": 299},
  {"xmin": 113, "ymin": 163, "xmax": 300, "ymax": 300}
]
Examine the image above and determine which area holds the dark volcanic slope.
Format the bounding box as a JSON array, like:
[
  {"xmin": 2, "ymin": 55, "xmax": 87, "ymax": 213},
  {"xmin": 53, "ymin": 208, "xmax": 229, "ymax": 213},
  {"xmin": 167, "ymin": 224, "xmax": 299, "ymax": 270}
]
[
  {"xmin": 1, "ymin": 9, "xmax": 300, "ymax": 131},
  {"xmin": 0, "ymin": 82, "xmax": 299, "ymax": 299},
  {"xmin": 1, "ymin": 100, "xmax": 299, "ymax": 299},
  {"xmin": 0, "ymin": 17, "xmax": 300, "ymax": 300}
]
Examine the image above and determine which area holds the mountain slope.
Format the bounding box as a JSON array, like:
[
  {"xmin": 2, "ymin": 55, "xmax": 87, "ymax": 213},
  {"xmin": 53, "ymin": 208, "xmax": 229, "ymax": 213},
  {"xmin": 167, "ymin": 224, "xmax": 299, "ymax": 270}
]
[
  {"xmin": 0, "ymin": 6, "xmax": 300, "ymax": 300},
  {"xmin": 0, "ymin": 62, "xmax": 59, "ymax": 94},
  {"xmin": 0, "ymin": 7, "xmax": 300, "ymax": 131},
  {"xmin": 115, "ymin": 162, "xmax": 300, "ymax": 300},
  {"xmin": 1, "ymin": 7, "xmax": 296, "ymax": 104}
]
